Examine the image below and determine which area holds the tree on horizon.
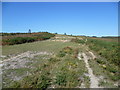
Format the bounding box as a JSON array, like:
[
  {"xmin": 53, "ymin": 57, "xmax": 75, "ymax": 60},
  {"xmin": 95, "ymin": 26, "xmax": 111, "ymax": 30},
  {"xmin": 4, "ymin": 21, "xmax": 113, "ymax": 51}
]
[
  {"xmin": 28, "ymin": 29, "xmax": 31, "ymax": 33},
  {"xmin": 64, "ymin": 33, "xmax": 66, "ymax": 35}
]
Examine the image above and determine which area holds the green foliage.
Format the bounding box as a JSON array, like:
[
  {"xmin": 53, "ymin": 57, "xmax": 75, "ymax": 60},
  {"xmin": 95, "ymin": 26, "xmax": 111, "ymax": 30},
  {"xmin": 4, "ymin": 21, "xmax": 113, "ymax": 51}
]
[
  {"xmin": 36, "ymin": 73, "xmax": 51, "ymax": 88},
  {"xmin": 55, "ymin": 71, "xmax": 67, "ymax": 86},
  {"xmin": 105, "ymin": 64, "xmax": 118, "ymax": 74},
  {"xmin": 9, "ymin": 65, "xmax": 51, "ymax": 88},
  {"xmin": 4, "ymin": 37, "xmax": 36, "ymax": 45},
  {"xmin": 83, "ymin": 76, "xmax": 90, "ymax": 88},
  {"xmin": 57, "ymin": 51, "xmax": 66, "ymax": 57},
  {"xmin": 73, "ymin": 48, "xmax": 79, "ymax": 58},
  {"xmin": 63, "ymin": 46, "xmax": 73, "ymax": 54},
  {"xmin": 2, "ymin": 32, "xmax": 55, "ymax": 45},
  {"xmin": 87, "ymin": 38, "xmax": 119, "ymax": 67},
  {"xmin": 108, "ymin": 73, "xmax": 120, "ymax": 81},
  {"xmin": 1, "ymin": 32, "xmax": 27, "ymax": 36},
  {"xmin": 3, "ymin": 37, "xmax": 89, "ymax": 88},
  {"xmin": 54, "ymin": 54, "xmax": 88, "ymax": 87},
  {"xmin": 9, "ymin": 81, "xmax": 21, "ymax": 88},
  {"xmin": 96, "ymin": 58, "xmax": 106, "ymax": 64},
  {"xmin": 49, "ymin": 58, "xmax": 60, "ymax": 62},
  {"xmin": 71, "ymin": 38, "xmax": 85, "ymax": 44},
  {"xmin": 57, "ymin": 46, "xmax": 73, "ymax": 57},
  {"xmin": 87, "ymin": 38, "xmax": 119, "ymax": 81},
  {"xmin": 98, "ymin": 80, "xmax": 116, "ymax": 88}
]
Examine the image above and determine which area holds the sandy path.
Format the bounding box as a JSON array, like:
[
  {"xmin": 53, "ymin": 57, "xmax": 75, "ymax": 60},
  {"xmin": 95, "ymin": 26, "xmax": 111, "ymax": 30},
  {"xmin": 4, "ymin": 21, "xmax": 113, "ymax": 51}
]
[
  {"xmin": 78, "ymin": 52, "xmax": 99, "ymax": 88},
  {"xmin": 77, "ymin": 53, "xmax": 82, "ymax": 60},
  {"xmin": 89, "ymin": 51, "xmax": 96, "ymax": 60},
  {"xmin": 82, "ymin": 53, "xmax": 99, "ymax": 88}
]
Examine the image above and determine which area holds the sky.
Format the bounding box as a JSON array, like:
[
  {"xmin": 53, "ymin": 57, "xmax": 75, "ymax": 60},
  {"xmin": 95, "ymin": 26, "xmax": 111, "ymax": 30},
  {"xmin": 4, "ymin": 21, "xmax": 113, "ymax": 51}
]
[{"xmin": 2, "ymin": 2, "xmax": 118, "ymax": 36}]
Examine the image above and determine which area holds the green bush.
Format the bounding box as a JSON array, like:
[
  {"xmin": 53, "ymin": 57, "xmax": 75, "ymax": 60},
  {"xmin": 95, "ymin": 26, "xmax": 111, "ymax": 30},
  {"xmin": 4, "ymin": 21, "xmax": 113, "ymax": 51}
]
[
  {"xmin": 105, "ymin": 65, "xmax": 118, "ymax": 73},
  {"xmin": 49, "ymin": 58, "xmax": 60, "ymax": 62},
  {"xmin": 96, "ymin": 59, "xmax": 106, "ymax": 64},
  {"xmin": 10, "ymin": 69, "xmax": 51, "ymax": 88},
  {"xmin": 36, "ymin": 74, "xmax": 51, "ymax": 88},
  {"xmin": 2, "ymin": 32, "xmax": 55, "ymax": 45},
  {"xmin": 55, "ymin": 72, "xmax": 67, "ymax": 86},
  {"xmin": 71, "ymin": 38, "xmax": 85, "ymax": 44},
  {"xmin": 108, "ymin": 73, "xmax": 120, "ymax": 81},
  {"xmin": 63, "ymin": 47, "xmax": 73, "ymax": 54},
  {"xmin": 9, "ymin": 81, "xmax": 21, "ymax": 88},
  {"xmin": 57, "ymin": 47, "xmax": 74, "ymax": 57},
  {"xmin": 4, "ymin": 37, "xmax": 36, "ymax": 45},
  {"xmin": 87, "ymin": 38, "xmax": 119, "ymax": 67},
  {"xmin": 57, "ymin": 51, "xmax": 66, "ymax": 57},
  {"xmin": 86, "ymin": 38, "xmax": 119, "ymax": 81}
]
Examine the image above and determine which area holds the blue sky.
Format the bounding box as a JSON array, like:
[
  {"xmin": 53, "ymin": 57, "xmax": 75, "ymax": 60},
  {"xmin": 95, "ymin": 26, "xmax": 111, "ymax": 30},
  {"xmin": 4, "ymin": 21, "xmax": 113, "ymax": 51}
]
[{"xmin": 2, "ymin": 2, "xmax": 118, "ymax": 36}]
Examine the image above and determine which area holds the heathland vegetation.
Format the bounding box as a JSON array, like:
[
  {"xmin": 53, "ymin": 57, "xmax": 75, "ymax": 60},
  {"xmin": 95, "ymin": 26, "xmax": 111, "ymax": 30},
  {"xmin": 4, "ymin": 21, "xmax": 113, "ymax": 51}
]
[
  {"xmin": 1, "ymin": 32, "xmax": 55, "ymax": 45},
  {"xmin": 86, "ymin": 38, "xmax": 119, "ymax": 81},
  {"xmin": 1, "ymin": 33, "xmax": 119, "ymax": 88},
  {"xmin": 71, "ymin": 36, "xmax": 119, "ymax": 83}
]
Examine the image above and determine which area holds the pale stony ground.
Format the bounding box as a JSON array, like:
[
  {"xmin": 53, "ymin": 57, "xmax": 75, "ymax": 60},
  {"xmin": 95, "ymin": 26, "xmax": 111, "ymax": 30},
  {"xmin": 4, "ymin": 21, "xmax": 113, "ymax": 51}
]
[
  {"xmin": 2, "ymin": 51, "xmax": 53, "ymax": 70},
  {"xmin": 82, "ymin": 52, "xmax": 100, "ymax": 88},
  {"xmin": 89, "ymin": 51, "xmax": 96, "ymax": 60},
  {"xmin": 1, "ymin": 51, "xmax": 53, "ymax": 87}
]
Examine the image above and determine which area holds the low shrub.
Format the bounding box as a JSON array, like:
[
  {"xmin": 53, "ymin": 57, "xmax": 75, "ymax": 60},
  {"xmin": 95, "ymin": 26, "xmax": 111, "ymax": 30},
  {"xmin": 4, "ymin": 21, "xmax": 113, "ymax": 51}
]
[
  {"xmin": 9, "ymin": 81, "xmax": 21, "ymax": 88},
  {"xmin": 49, "ymin": 58, "xmax": 60, "ymax": 62},
  {"xmin": 73, "ymin": 48, "xmax": 79, "ymax": 58},
  {"xmin": 96, "ymin": 59, "xmax": 106, "ymax": 64},
  {"xmin": 55, "ymin": 72, "xmax": 67, "ymax": 86},
  {"xmin": 57, "ymin": 47, "xmax": 74, "ymax": 57},
  {"xmin": 87, "ymin": 38, "xmax": 119, "ymax": 68},
  {"xmin": 63, "ymin": 46, "xmax": 73, "ymax": 54},
  {"xmin": 105, "ymin": 65, "xmax": 118, "ymax": 73},
  {"xmin": 57, "ymin": 51, "xmax": 66, "ymax": 57},
  {"xmin": 4, "ymin": 37, "xmax": 36, "ymax": 45},
  {"xmin": 71, "ymin": 38, "xmax": 85, "ymax": 44},
  {"xmin": 2, "ymin": 32, "xmax": 55, "ymax": 45},
  {"xmin": 36, "ymin": 74, "xmax": 51, "ymax": 88}
]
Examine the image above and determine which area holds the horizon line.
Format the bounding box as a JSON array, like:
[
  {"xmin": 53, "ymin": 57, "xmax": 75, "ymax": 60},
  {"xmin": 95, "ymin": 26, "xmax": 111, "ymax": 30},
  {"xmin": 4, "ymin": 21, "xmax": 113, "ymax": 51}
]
[{"xmin": 0, "ymin": 32, "xmax": 119, "ymax": 37}]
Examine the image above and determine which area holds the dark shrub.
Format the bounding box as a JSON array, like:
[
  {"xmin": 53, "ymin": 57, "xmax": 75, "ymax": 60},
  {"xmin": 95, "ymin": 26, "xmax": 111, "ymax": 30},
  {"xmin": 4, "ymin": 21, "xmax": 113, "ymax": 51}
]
[
  {"xmin": 57, "ymin": 51, "xmax": 66, "ymax": 57},
  {"xmin": 2, "ymin": 32, "xmax": 55, "ymax": 45},
  {"xmin": 96, "ymin": 59, "xmax": 106, "ymax": 64},
  {"xmin": 4, "ymin": 37, "xmax": 35, "ymax": 45},
  {"xmin": 55, "ymin": 72, "xmax": 67, "ymax": 86},
  {"xmin": 71, "ymin": 38, "xmax": 85, "ymax": 44}
]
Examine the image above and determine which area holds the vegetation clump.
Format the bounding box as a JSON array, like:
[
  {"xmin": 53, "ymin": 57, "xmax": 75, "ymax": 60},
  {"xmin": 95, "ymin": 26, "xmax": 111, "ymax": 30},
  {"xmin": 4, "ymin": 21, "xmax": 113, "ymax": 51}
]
[
  {"xmin": 86, "ymin": 38, "xmax": 120, "ymax": 81},
  {"xmin": 3, "ymin": 37, "xmax": 35, "ymax": 45},
  {"xmin": 71, "ymin": 38, "xmax": 85, "ymax": 44},
  {"xmin": 2, "ymin": 32, "xmax": 55, "ymax": 45},
  {"xmin": 87, "ymin": 39, "xmax": 119, "ymax": 67},
  {"xmin": 57, "ymin": 46, "xmax": 73, "ymax": 57},
  {"xmin": 55, "ymin": 71, "xmax": 67, "ymax": 86}
]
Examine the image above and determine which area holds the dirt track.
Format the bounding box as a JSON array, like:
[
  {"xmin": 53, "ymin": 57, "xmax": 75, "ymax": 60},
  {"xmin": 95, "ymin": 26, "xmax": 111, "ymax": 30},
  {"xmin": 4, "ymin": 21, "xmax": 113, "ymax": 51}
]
[{"xmin": 78, "ymin": 51, "xmax": 101, "ymax": 88}]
